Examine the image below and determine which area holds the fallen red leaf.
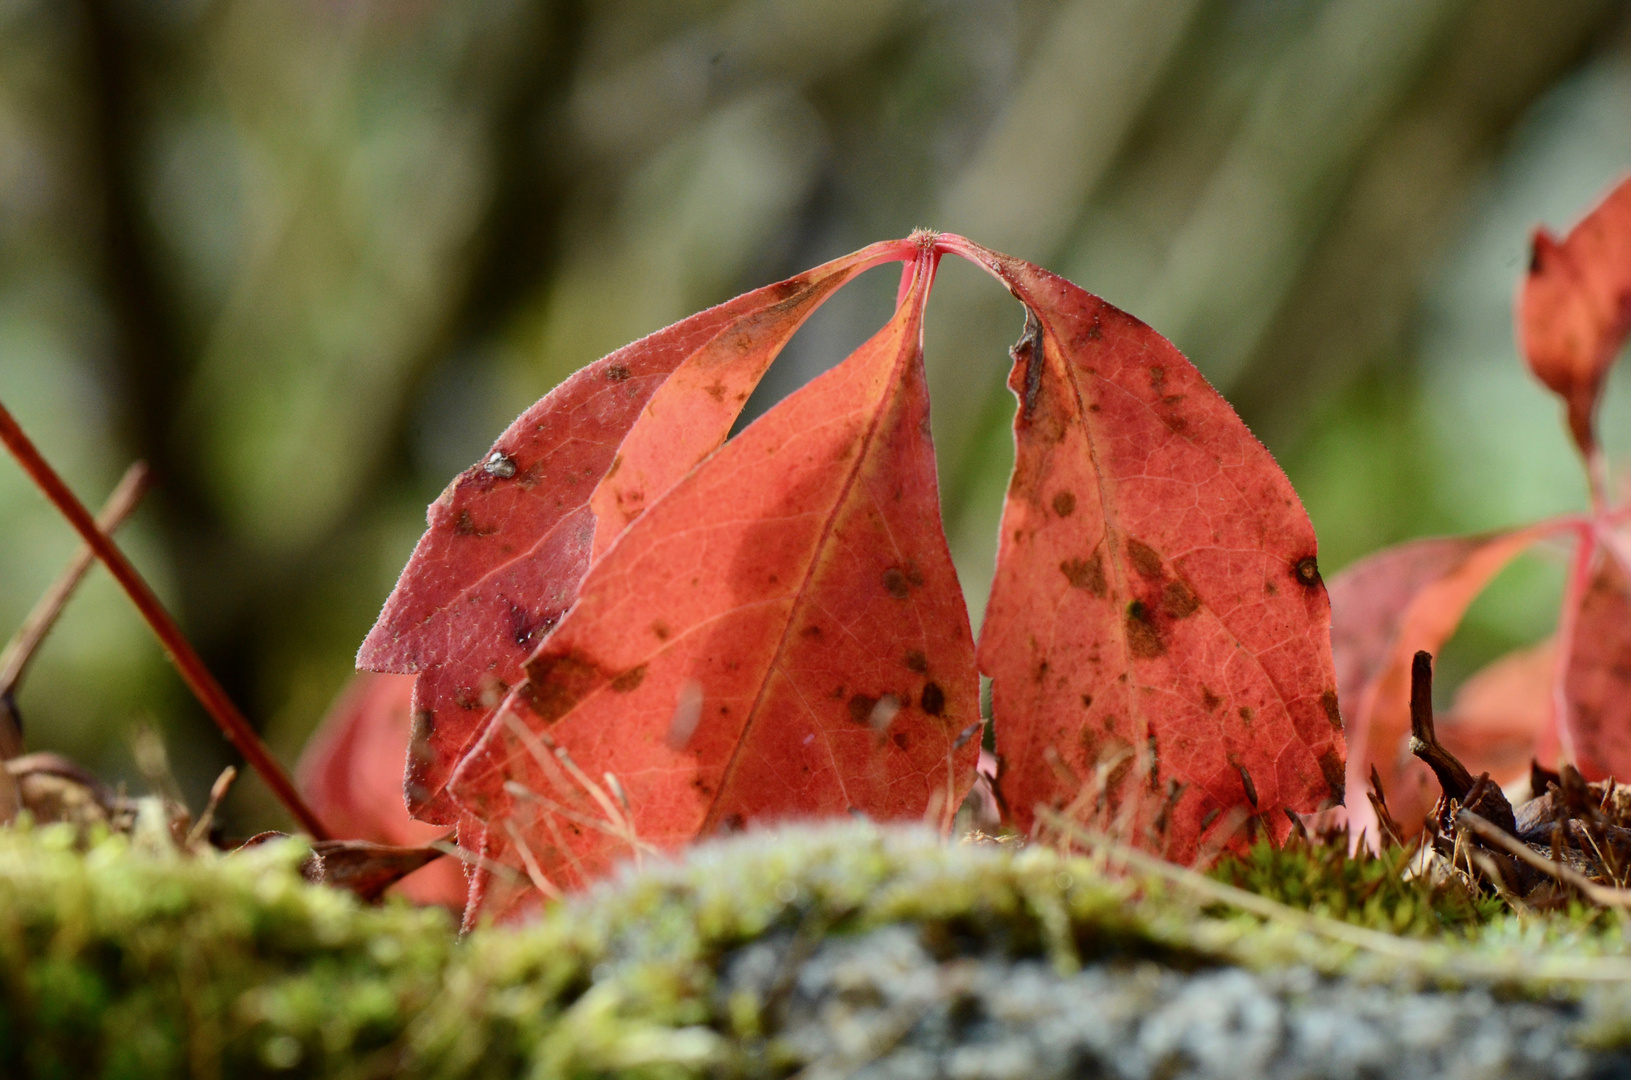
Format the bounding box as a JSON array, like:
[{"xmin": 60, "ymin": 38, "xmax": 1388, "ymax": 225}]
[
  {"xmin": 356, "ymin": 243, "xmax": 904, "ymax": 824},
  {"xmin": 940, "ymin": 236, "xmax": 1344, "ymax": 861},
  {"xmin": 1519, "ymin": 174, "xmax": 1631, "ymax": 456},
  {"xmin": 448, "ymin": 241, "xmax": 979, "ymax": 917},
  {"xmin": 296, "ymin": 672, "xmax": 465, "ymax": 906},
  {"xmin": 1328, "ymin": 528, "xmax": 1547, "ymax": 838}
]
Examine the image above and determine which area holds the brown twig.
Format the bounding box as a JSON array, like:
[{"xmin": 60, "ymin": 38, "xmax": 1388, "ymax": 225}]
[
  {"xmin": 0, "ymin": 460, "xmax": 150, "ymax": 705},
  {"xmin": 1458, "ymin": 808, "xmax": 1631, "ymax": 909},
  {"xmin": 185, "ymin": 765, "xmax": 237, "ymax": 848},
  {"xmin": 1407, "ymin": 650, "xmax": 1473, "ymax": 802},
  {"xmin": 0, "ymin": 399, "xmax": 328, "ymax": 838}
]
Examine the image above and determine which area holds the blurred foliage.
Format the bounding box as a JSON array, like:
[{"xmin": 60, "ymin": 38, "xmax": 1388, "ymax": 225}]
[{"xmin": 0, "ymin": 0, "xmax": 1627, "ymax": 833}]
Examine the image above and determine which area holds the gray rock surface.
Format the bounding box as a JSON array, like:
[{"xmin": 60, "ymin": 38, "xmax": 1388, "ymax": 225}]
[{"xmin": 720, "ymin": 925, "xmax": 1631, "ymax": 1080}]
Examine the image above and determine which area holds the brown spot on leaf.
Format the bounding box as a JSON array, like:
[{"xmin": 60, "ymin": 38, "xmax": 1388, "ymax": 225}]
[
  {"xmin": 1060, "ymin": 554, "xmax": 1107, "ymax": 596},
  {"xmin": 453, "ymin": 510, "xmax": 496, "ymax": 538},
  {"xmin": 610, "ymin": 665, "xmax": 647, "ymax": 693},
  {"xmin": 1201, "ymin": 687, "xmax": 1221, "ymax": 711},
  {"xmin": 1052, "ymin": 491, "xmax": 1077, "ymax": 517},
  {"xmin": 1127, "ymin": 538, "xmax": 1163, "ymax": 580},
  {"xmin": 651, "ymin": 621, "xmax": 671, "ymax": 641},
  {"xmin": 1011, "ymin": 308, "xmax": 1044, "ymax": 420},
  {"xmin": 524, "ymin": 651, "xmax": 604, "ymax": 723},
  {"xmin": 904, "ymin": 650, "xmax": 928, "ymax": 673},
  {"xmin": 801, "ymin": 624, "xmax": 824, "ymax": 639},
  {"xmin": 1236, "ymin": 763, "xmax": 1258, "ymax": 807},
  {"xmin": 410, "ymin": 708, "xmax": 433, "ymax": 743},
  {"xmin": 1318, "ymin": 748, "xmax": 1346, "ymax": 803},
  {"xmin": 1321, "ymin": 689, "xmax": 1342, "ymax": 729},
  {"xmin": 1294, "ymin": 556, "xmax": 1322, "ymax": 587},
  {"xmin": 1126, "ymin": 601, "xmax": 1164, "ymax": 658},
  {"xmin": 1238, "ymin": 706, "xmax": 1254, "ymax": 722},
  {"xmin": 605, "ymin": 364, "xmax": 630, "ymax": 381},
  {"xmin": 1161, "ymin": 580, "xmax": 1199, "ymax": 619},
  {"xmin": 882, "ymin": 567, "xmax": 910, "ymax": 599},
  {"xmin": 848, "ymin": 694, "xmax": 878, "ymax": 726},
  {"xmin": 1148, "ymin": 365, "xmax": 1166, "ymax": 389},
  {"xmin": 920, "ymin": 682, "xmax": 946, "ymax": 717}
]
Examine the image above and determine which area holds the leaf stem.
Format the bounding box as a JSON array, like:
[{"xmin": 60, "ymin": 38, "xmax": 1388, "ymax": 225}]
[
  {"xmin": 0, "ymin": 399, "xmax": 329, "ymax": 838},
  {"xmin": 1550, "ymin": 525, "xmax": 1597, "ymax": 772}
]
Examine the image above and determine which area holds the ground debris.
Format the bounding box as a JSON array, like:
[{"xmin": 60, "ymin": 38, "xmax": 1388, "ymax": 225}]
[{"xmin": 1409, "ymin": 649, "xmax": 1631, "ymax": 910}]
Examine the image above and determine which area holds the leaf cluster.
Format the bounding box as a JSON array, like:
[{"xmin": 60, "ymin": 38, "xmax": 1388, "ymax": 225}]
[{"xmin": 1335, "ymin": 175, "xmax": 1631, "ymax": 838}]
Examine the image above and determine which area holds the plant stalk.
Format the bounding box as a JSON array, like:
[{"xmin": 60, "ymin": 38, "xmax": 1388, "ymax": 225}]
[{"xmin": 0, "ymin": 400, "xmax": 329, "ymax": 838}]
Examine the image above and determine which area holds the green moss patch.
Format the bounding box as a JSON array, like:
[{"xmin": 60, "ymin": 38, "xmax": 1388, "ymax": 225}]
[{"xmin": 5, "ymin": 818, "xmax": 1631, "ymax": 1078}]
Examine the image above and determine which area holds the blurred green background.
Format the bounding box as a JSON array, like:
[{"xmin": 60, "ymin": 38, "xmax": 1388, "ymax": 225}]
[{"xmin": 2, "ymin": 0, "xmax": 1629, "ymax": 832}]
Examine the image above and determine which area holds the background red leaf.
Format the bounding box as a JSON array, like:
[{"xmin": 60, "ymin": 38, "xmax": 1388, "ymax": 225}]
[
  {"xmin": 296, "ymin": 672, "xmax": 465, "ymax": 907},
  {"xmin": 942, "ymin": 236, "xmax": 1344, "ymax": 863},
  {"xmin": 1519, "ymin": 174, "xmax": 1631, "ymax": 456},
  {"xmin": 1328, "ymin": 528, "xmax": 1546, "ymax": 837},
  {"xmin": 448, "ymin": 246, "xmax": 978, "ymax": 917},
  {"xmin": 356, "ymin": 246, "xmax": 899, "ymax": 823},
  {"xmin": 1436, "ymin": 639, "xmax": 1555, "ymax": 789},
  {"xmin": 1566, "ymin": 548, "xmax": 1631, "ymax": 781}
]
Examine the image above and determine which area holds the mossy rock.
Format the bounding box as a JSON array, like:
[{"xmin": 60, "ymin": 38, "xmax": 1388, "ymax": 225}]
[{"xmin": 5, "ymin": 817, "xmax": 1631, "ymax": 1079}]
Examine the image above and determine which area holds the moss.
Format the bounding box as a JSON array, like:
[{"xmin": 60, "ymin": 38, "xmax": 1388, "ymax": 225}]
[
  {"xmin": 1208, "ymin": 835, "xmax": 1506, "ymax": 936},
  {"xmin": 5, "ymin": 818, "xmax": 1631, "ymax": 1078}
]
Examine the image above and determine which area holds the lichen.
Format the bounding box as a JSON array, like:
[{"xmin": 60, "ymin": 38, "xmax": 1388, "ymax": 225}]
[{"xmin": 5, "ymin": 817, "xmax": 1631, "ymax": 1078}]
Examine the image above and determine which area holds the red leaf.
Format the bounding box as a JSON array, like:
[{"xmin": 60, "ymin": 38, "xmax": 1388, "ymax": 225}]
[
  {"xmin": 1328, "ymin": 529, "xmax": 1545, "ymax": 837},
  {"xmin": 448, "ymin": 243, "xmax": 978, "ymax": 917},
  {"xmin": 1519, "ymin": 175, "xmax": 1631, "ymax": 456},
  {"xmin": 296, "ymin": 672, "xmax": 465, "ymax": 906},
  {"xmin": 1566, "ymin": 549, "xmax": 1631, "ymax": 781},
  {"xmin": 357, "ymin": 244, "xmax": 901, "ymax": 823},
  {"xmin": 940, "ymin": 236, "xmax": 1343, "ymax": 862},
  {"xmin": 1436, "ymin": 639, "xmax": 1554, "ymax": 789}
]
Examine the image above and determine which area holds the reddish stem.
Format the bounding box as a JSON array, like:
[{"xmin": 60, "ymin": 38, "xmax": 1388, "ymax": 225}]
[
  {"xmin": 0, "ymin": 400, "xmax": 329, "ymax": 838},
  {"xmin": 1551, "ymin": 521, "xmax": 1596, "ymax": 772}
]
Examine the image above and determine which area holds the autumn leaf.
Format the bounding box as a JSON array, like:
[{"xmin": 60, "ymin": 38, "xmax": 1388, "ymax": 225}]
[
  {"xmin": 447, "ymin": 241, "xmax": 978, "ymax": 917},
  {"xmin": 1327, "ymin": 528, "xmax": 1548, "ymax": 837},
  {"xmin": 356, "ymin": 243, "xmax": 905, "ymax": 824},
  {"xmin": 1519, "ymin": 174, "xmax": 1631, "ymax": 457},
  {"xmin": 939, "ymin": 236, "xmax": 1344, "ymax": 862},
  {"xmin": 296, "ymin": 672, "xmax": 466, "ymax": 906},
  {"xmin": 1565, "ymin": 549, "xmax": 1631, "ymax": 781}
]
